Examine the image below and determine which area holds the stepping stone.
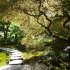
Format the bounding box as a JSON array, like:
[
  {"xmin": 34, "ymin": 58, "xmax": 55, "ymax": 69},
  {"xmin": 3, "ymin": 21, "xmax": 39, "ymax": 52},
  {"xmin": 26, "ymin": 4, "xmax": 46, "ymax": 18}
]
[
  {"xmin": 0, "ymin": 65, "xmax": 10, "ymax": 70},
  {"xmin": 0, "ymin": 47, "xmax": 3, "ymax": 50},
  {"xmin": 5, "ymin": 49, "xmax": 13, "ymax": 52},
  {"xmin": 0, "ymin": 47, "xmax": 24, "ymax": 69},
  {"xmin": 9, "ymin": 60, "xmax": 23, "ymax": 65},
  {"xmin": 10, "ymin": 56, "xmax": 23, "ymax": 60},
  {"xmin": 10, "ymin": 50, "xmax": 19, "ymax": 53},
  {"xmin": 1, "ymin": 48, "xmax": 6, "ymax": 50},
  {"xmin": 10, "ymin": 50, "xmax": 18, "ymax": 53},
  {"xmin": 11, "ymin": 52, "xmax": 22, "ymax": 55},
  {"xmin": 11, "ymin": 54, "xmax": 22, "ymax": 57},
  {"xmin": 0, "ymin": 48, "xmax": 12, "ymax": 52},
  {"xmin": 12, "ymin": 50, "xmax": 19, "ymax": 52}
]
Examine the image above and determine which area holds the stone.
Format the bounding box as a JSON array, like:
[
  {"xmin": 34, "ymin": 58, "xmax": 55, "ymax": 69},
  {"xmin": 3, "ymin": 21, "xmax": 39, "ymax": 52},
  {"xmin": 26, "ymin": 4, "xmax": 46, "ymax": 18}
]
[
  {"xmin": 11, "ymin": 52, "xmax": 22, "ymax": 55},
  {"xmin": 0, "ymin": 65, "xmax": 10, "ymax": 70},
  {"xmin": 10, "ymin": 56, "xmax": 23, "ymax": 60},
  {"xmin": 10, "ymin": 65, "xmax": 23, "ymax": 70},
  {"xmin": 9, "ymin": 60, "xmax": 23, "ymax": 65},
  {"xmin": 10, "ymin": 50, "xmax": 19, "ymax": 53},
  {"xmin": 11, "ymin": 54, "xmax": 22, "ymax": 57},
  {"xmin": 0, "ymin": 47, "xmax": 23, "ymax": 70},
  {"xmin": 64, "ymin": 46, "xmax": 70, "ymax": 52}
]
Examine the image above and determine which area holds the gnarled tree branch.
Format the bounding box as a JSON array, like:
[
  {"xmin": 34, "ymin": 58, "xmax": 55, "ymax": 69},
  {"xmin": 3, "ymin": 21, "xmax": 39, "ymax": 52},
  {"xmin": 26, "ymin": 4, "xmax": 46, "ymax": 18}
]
[{"xmin": 11, "ymin": 0, "xmax": 70, "ymax": 45}]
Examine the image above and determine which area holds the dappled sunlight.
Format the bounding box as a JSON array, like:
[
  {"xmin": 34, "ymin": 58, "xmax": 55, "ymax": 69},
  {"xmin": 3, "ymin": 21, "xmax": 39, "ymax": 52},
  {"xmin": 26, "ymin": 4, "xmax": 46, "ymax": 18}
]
[
  {"xmin": 0, "ymin": 0, "xmax": 70, "ymax": 69},
  {"xmin": 22, "ymin": 51, "xmax": 44, "ymax": 59}
]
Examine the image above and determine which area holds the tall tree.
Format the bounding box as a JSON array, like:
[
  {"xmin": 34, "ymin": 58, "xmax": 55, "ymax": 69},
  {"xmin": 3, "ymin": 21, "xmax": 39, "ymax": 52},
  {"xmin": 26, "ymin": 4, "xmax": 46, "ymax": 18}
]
[
  {"xmin": 1, "ymin": 0, "xmax": 70, "ymax": 47},
  {"xmin": 9, "ymin": 0, "xmax": 70, "ymax": 45}
]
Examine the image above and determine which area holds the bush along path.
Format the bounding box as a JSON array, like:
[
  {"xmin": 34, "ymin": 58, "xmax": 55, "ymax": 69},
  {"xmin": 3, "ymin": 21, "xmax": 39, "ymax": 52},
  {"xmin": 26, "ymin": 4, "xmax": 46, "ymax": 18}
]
[{"xmin": 0, "ymin": 47, "xmax": 23, "ymax": 70}]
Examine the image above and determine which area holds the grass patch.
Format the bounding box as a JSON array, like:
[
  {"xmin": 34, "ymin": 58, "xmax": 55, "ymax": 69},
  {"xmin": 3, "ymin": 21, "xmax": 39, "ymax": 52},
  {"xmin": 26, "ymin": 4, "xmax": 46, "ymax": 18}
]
[
  {"xmin": 0, "ymin": 45, "xmax": 48, "ymax": 65},
  {"xmin": 22, "ymin": 51, "xmax": 44, "ymax": 59},
  {"xmin": 0, "ymin": 50, "xmax": 10, "ymax": 66}
]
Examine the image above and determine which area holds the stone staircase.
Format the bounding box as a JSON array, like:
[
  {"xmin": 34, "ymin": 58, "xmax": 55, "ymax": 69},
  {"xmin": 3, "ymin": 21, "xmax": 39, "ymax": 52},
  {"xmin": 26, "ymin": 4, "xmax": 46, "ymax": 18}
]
[{"xmin": 0, "ymin": 47, "xmax": 23, "ymax": 70}]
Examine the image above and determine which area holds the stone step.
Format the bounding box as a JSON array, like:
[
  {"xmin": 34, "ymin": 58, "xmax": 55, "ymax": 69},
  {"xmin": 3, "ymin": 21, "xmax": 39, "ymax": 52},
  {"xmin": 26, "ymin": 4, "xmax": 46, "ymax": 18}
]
[
  {"xmin": 0, "ymin": 47, "xmax": 11, "ymax": 51},
  {"xmin": 10, "ymin": 56, "xmax": 23, "ymax": 61},
  {"xmin": 11, "ymin": 53, "xmax": 22, "ymax": 56},
  {"xmin": 9, "ymin": 60, "xmax": 23, "ymax": 65},
  {"xmin": 11, "ymin": 51, "xmax": 22, "ymax": 54},
  {"xmin": 10, "ymin": 50, "xmax": 19, "ymax": 53},
  {"xmin": 0, "ymin": 47, "xmax": 24, "ymax": 70},
  {"xmin": 0, "ymin": 65, "xmax": 10, "ymax": 70},
  {"xmin": 11, "ymin": 54, "xmax": 22, "ymax": 57}
]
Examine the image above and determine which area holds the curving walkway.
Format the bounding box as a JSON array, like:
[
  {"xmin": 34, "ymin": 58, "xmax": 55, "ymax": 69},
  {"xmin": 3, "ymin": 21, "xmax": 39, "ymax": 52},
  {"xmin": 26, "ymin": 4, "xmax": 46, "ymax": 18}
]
[
  {"xmin": 0, "ymin": 47, "xmax": 50, "ymax": 70},
  {"xmin": 0, "ymin": 47, "xmax": 23, "ymax": 70}
]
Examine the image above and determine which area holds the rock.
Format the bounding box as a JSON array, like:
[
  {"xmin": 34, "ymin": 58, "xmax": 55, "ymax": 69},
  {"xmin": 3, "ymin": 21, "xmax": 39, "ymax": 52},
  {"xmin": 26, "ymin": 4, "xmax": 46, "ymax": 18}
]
[
  {"xmin": 10, "ymin": 56, "xmax": 23, "ymax": 60},
  {"xmin": 10, "ymin": 65, "xmax": 23, "ymax": 70},
  {"xmin": 0, "ymin": 47, "xmax": 12, "ymax": 52},
  {"xmin": 0, "ymin": 47, "xmax": 3, "ymax": 50},
  {"xmin": 1, "ymin": 48, "xmax": 7, "ymax": 50},
  {"xmin": 9, "ymin": 60, "xmax": 23, "ymax": 65},
  {"xmin": 11, "ymin": 54, "xmax": 22, "ymax": 57},
  {"xmin": 0, "ymin": 65, "xmax": 10, "ymax": 70},
  {"xmin": 11, "ymin": 53, "xmax": 22, "ymax": 56},
  {"xmin": 0, "ymin": 47, "xmax": 23, "ymax": 70},
  {"xmin": 64, "ymin": 46, "xmax": 70, "ymax": 52},
  {"xmin": 11, "ymin": 52, "xmax": 22, "ymax": 54},
  {"xmin": 16, "ymin": 43, "xmax": 26, "ymax": 51},
  {"xmin": 10, "ymin": 50, "xmax": 19, "ymax": 53}
]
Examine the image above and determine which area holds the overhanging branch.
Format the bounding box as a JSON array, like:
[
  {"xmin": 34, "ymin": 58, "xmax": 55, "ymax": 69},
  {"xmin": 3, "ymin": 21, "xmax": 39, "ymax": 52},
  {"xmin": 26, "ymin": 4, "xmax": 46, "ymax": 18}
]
[{"xmin": 12, "ymin": 0, "xmax": 69, "ymax": 43}]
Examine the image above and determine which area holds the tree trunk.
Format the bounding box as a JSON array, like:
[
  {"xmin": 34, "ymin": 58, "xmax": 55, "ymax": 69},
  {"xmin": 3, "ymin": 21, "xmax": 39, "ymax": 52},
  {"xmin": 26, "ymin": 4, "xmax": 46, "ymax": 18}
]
[
  {"xmin": 4, "ymin": 31, "xmax": 7, "ymax": 39},
  {"xmin": 14, "ymin": 34, "xmax": 18, "ymax": 44}
]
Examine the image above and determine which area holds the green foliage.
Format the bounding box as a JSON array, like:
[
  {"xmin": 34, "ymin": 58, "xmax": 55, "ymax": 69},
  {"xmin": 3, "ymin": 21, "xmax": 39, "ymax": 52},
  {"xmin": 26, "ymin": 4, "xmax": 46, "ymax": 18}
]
[
  {"xmin": 51, "ymin": 20, "xmax": 70, "ymax": 39},
  {"xmin": 0, "ymin": 19, "xmax": 11, "ymax": 38},
  {"xmin": 0, "ymin": 50, "xmax": 10, "ymax": 66},
  {"xmin": 0, "ymin": 37, "xmax": 5, "ymax": 43},
  {"xmin": 0, "ymin": 20, "xmax": 25, "ymax": 44},
  {"xmin": 0, "ymin": 0, "xmax": 19, "ymax": 16},
  {"xmin": 62, "ymin": 0, "xmax": 70, "ymax": 12},
  {"xmin": 51, "ymin": 39, "xmax": 67, "ymax": 55},
  {"xmin": 60, "ymin": 52, "xmax": 69, "ymax": 62},
  {"xmin": 6, "ymin": 36, "xmax": 14, "ymax": 43},
  {"xmin": 0, "ymin": 1, "xmax": 9, "ymax": 13},
  {"xmin": 9, "ymin": 23, "xmax": 25, "ymax": 43},
  {"xmin": 37, "ymin": 36, "xmax": 54, "ymax": 49}
]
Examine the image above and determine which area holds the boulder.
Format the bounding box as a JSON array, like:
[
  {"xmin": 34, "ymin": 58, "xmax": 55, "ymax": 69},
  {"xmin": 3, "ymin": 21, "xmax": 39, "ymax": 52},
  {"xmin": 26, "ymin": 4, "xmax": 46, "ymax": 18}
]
[{"xmin": 64, "ymin": 46, "xmax": 70, "ymax": 52}]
